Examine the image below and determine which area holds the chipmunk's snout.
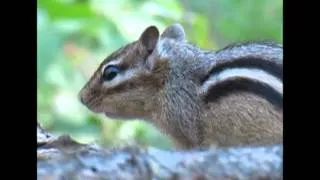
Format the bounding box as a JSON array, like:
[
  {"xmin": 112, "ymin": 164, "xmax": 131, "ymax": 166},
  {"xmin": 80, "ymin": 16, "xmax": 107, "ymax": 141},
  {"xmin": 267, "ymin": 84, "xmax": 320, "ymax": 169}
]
[
  {"xmin": 78, "ymin": 88, "xmax": 87, "ymax": 105},
  {"xmin": 78, "ymin": 87, "xmax": 102, "ymax": 113},
  {"xmin": 79, "ymin": 94, "xmax": 85, "ymax": 105}
]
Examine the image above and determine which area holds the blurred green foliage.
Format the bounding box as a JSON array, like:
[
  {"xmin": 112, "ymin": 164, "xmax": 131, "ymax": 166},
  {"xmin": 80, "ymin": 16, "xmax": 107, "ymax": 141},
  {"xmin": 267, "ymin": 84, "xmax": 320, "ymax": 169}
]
[{"xmin": 37, "ymin": 0, "xmax": 282, "ymax": 149}]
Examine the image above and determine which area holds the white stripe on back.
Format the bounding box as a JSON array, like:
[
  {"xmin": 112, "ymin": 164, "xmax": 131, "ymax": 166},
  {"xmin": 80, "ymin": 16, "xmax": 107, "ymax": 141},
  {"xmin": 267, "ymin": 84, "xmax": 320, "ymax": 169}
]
[{"xmin": 200, "ymin": 68, "xmax": 283, "ymax": 95}]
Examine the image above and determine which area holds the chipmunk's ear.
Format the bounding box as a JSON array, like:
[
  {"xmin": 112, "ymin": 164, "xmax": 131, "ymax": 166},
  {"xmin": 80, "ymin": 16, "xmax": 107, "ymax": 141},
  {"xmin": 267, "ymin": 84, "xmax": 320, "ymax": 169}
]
[
  {"xmin": 139, "ymin": 26, "xmax": 159, "ymax": 54},
  {"xmin": 161, "ymin": 23, "xmax": 186, "ymax": 42}
]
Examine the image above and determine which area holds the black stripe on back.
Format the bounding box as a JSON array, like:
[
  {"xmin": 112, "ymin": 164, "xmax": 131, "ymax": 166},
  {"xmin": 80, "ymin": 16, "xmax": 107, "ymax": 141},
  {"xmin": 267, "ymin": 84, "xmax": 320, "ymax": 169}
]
[
  {"xmin": 204, "ymin": 77, "xmax": 283, "ymax": 110},
  {"xmin": 201, "ymin": 57, "xmax": 283, "ymax": 83}
]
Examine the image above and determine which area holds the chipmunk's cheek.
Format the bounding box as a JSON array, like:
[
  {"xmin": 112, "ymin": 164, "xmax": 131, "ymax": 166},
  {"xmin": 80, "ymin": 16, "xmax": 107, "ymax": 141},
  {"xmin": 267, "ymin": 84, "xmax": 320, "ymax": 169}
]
[
  {"xmin": 100, "ymin": 100, "xmax": 118, "ymax": 115},
  {"xmin": 103, "ymin": 107, "xmax": 116, "ymax": 114}
]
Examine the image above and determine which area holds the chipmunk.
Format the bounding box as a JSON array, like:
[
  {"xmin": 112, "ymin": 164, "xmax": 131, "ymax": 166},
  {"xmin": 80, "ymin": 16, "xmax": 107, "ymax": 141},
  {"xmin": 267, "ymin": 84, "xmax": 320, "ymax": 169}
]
[{"xmin": 78, "ymin": 23, "xmax": 283, "ymax": 149}]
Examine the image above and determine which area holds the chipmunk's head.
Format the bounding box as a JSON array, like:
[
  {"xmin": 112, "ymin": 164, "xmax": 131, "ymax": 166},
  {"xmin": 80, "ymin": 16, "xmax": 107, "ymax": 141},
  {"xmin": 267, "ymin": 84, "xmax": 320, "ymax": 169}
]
[{"xmin": 78, "ymin": 23, "xmax": 186, "ymax": 120}]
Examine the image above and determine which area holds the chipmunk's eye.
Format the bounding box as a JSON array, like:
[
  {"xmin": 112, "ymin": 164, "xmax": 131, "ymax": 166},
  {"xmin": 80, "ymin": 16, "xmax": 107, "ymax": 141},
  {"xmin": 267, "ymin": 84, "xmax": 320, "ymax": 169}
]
[{"xmin": 103, "ymin": 65, "xmax": 120, "ymax": 81}]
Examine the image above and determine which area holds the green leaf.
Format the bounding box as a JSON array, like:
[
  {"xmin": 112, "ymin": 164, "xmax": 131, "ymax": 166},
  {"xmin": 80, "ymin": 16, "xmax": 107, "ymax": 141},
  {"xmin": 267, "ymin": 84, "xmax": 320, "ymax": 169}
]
[{"xmin": 38, "ymin": 0, "xmax": 96, "ymax": 21}]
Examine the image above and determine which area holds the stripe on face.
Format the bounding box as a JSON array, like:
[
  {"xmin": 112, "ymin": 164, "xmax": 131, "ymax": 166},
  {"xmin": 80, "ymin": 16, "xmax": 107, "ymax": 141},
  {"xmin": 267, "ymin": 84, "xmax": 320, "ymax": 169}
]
[{"xmin": 101, "ymin": 58, "xmax": 140, "ymax": 88}]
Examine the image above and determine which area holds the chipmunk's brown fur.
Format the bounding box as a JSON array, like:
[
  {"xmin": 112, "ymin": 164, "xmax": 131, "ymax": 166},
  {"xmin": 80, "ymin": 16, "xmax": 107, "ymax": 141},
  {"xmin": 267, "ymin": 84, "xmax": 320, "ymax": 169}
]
[{"xmin": 79, "ymin": 24, "xmax": 283, "ymax": 149}]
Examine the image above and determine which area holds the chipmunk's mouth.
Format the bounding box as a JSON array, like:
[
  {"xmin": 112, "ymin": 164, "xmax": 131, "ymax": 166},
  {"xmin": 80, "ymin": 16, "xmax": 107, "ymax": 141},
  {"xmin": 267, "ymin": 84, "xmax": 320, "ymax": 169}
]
[
  {"xmin": 104, "ymin": 112, "xmax": 118, "ymax": 117},
  {"xmin": 104, "ymin": 111, "xmax": 143, "ymax": 120},
  {"xmin": 104, "ymin": 111, "xmax": 126, "ymax": 119}
]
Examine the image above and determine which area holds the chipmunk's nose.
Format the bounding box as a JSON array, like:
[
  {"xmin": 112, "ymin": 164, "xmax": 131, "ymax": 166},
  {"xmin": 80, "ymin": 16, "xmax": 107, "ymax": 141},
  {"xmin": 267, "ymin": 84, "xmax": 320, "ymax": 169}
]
[
  {"xmin": 78, "ymin": 91, "xmax": 86, "ymax": 105},
  {"xmin": 79, "ymin": 95, "xmax": 85, "ymax": 104}
]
